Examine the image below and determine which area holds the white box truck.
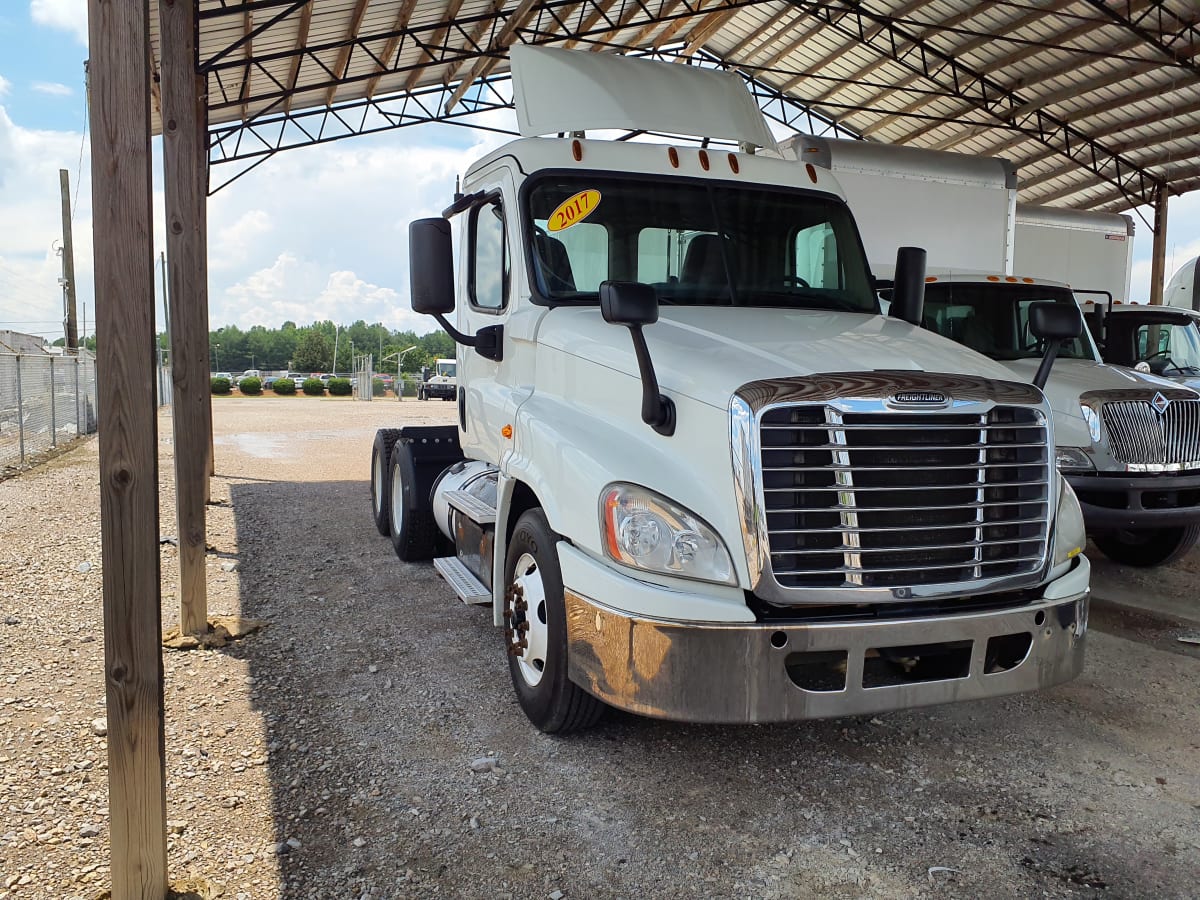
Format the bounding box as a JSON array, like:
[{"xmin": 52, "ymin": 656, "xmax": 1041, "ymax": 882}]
[
  {"xmin": 368, "ymin": 48, "xmax": 1089, "ymax": 733},
  {"xmin": 787, "ymin": 134, "xmax": 1200, "ymax": 567}
]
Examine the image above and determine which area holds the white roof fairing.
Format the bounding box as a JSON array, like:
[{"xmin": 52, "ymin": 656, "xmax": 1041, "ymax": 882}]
[{"xmin": 151, "ymin": 0, "xmax": 1200, "ymax": 212}]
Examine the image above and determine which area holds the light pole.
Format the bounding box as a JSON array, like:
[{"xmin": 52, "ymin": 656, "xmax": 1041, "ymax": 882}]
[
  {"xmin": 332, "ymin": 324, "xmax": 341, "ymax": 375},
  {"xmin": 213, "ymin": 342, "xmax": 221, "ymax": 373}
]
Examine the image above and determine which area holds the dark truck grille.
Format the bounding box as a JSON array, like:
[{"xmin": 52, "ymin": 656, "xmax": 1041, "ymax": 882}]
[
  {"xmin": 1102, "ymin": 399, "xmax": 1200, "ymax": 469},
  {"xmin": 759, "ymin": 406, "xmax": 1050, "ymax": 589}
]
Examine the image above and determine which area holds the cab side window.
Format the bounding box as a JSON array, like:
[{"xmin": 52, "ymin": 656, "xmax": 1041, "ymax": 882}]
[{"xmin": 470, "ymin": 199, "xmax": 508, "ymax": 311}]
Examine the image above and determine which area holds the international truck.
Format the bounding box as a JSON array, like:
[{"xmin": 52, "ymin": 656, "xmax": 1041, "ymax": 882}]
[
  {"xmin": 783, "ymin": 134, "xmax": 1200, "ymax": 568},
  {"xmin": 368, "ymin": 47, "xmax": 1089, "ymax": 733}
]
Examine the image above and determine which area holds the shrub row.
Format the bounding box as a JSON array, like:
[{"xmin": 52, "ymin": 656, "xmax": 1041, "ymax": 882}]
[
  {"xmin": 328, "ymin": 377, "xmax": 352, "ymax": 396},
  {"xmin": 272, "ymin": 378, "xmax": 296, "ymax": 395},
  {"xmin": 238, "ymin": 376, "xmax": 262, "ymax": 395},
  {"xmin": 210, "ymin": 377, "xmax": 231, "ymax": 395}
]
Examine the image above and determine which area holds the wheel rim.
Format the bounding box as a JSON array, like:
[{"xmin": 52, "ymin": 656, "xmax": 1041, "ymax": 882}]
[
  {"xmin": 389, "ymin": 459, "xmax": 405, "ymax": 537},
  {"xmin": 510, "ymin": 552, "xmax": 549, "ymax": 687},
  {"xmin": 372, "ymin": 450, "xmax": 384, "ymax": 515}
]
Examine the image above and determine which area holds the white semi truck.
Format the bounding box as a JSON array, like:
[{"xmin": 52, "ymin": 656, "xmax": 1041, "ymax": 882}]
[
  {"xmin": 369, "ymin": 48, "xmax": 1089, "ymax": 732},
  {"xmin": 784, "ymin": 134, "xmax": 1200, "ymax": 567}
]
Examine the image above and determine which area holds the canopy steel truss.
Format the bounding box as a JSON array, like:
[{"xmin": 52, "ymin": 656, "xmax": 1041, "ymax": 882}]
[{"xmin": 782, "ymin": 0, "xmax": 1168, "ymax": 210}]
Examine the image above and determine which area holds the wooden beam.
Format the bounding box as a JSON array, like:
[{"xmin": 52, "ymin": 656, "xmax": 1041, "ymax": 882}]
[
  {"xmin": 326, "ymin": 0, "xmax": 372, "ymax": 106},
  {"xmin": 680, "ymin": 7, "xmax": 739, "ymax": 57},
  {"xmin": 87, "ymin": 0, "xmax": 167, "ymax": 895},
  {"xmin": 240, "ymin": 9, "xmax": 254, "ymax": 121},
  {"xmin": 1150, "ymin": 183, "xmax": 1169, "ymax": 304},
  {"xmin": 284, "ymin": 0, "xmax": 313, "ymax": 113},
  {"xmin": 366, "ymin": 0, "xmax": 419, "ymax": 98},
  {"xmin": 564, "ymin": 0, "xmax": 622, "ymax": 50},
  {"xmin": 443, "ymin": 0, "xmax": 540, "ymax": 114},
  {"xmin": 441, "ymin": 0, "xmax": 506, "ymax": 85},
  {"xmin": 405, "ymin": 0, "xmax": 467, "ymax": 91},
  {"xmin": 652, "ymin": 0, "xmax": 714, "ymax": 50},
  {"xmin": 161, "ymin": 0, "xmax": 211, "ymax": 637}
]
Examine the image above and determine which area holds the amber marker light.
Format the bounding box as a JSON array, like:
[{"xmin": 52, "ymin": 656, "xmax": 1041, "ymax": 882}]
[
  {"xmin": 727, "ymin": 153, "xmax": 739, "ymax": 174},
  {"xmin": 987, "ymin": 275, "xmax": 1001, "ymax": 282},
  {"xmin": 805, "ymin": 163, "xmax": 818, "ymax": 183},
  {"xmin": 668, "ymin": 147, "xmax": 680, "ymax": 168},
  {"xmin": 602, "ymin": 489, "xmax": 624, "ymax": 561},
  {"xmin": 925, "ymin": 276, "xmax": 938, "ymax": 282},
  {"xmin": 501, "ymin": 424, "xmax": 513, "ymax": 439},
  {"xmin": 571, "ymin": 139, "xmax": 583, "ymax": 162},
  {"xmin": 698, "ymin": 149, "xmax": 710, "ymax": 171}
]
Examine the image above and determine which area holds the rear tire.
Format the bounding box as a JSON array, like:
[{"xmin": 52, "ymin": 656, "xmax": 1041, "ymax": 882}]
[
  {"xmin": 1093, "ymin": 525, "xmax": 1200, "ymax": 567},
  {"xmin": 370, "ymin": 428, "xmax": 403, "ymax": 536},
  {"xmin": 388, "ymin": 440, "xmax": 441, "ymax": 562},
  {"xmin": 504, "ymin": 509, "xmax": 605, "ymax": 734}
]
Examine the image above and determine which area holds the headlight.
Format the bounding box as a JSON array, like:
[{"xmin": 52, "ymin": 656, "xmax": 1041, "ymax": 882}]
[
  {"xmin": 1080, "ymin": 405, "xmax": 1102, "ymax": 442},
  {"xmin": 600, "ymin": 484, "xmax": 735, "ymax": 585},
  {"xmin": 1055, "ymin": 446, "xmax": 1094, "ymax": 471},
  {"xmin": 1053, "ymin": 477, "xmax": 1086, "ymax": 567}
]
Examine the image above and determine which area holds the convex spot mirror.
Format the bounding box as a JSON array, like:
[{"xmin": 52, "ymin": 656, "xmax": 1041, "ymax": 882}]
[
  {"xmin": 409, "ymin": 218, "xmax": 455, "ymax": 315},
  {"xmin": 1029, "ymin": 301, "xmax": 1084, "ymax": 342},
  {"xmin": 600, "ymin": 281, "xmax": 659, "ymax": 326}
]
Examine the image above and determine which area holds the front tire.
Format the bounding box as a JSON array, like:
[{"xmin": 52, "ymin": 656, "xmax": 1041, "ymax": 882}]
[
  {"xmin": 1093, "ymin": 524, "xmax": 1200, "ymax": 567},
  {"xmin": 388, "ymin": 440, "xmax": 441, "ymax": 561},
  {"xmin": 504, "ymin": 509, "xmax": 605, "ymax": 734},
  {"xmin": 370, "ymin": 428, "xmax": 403, "ymax": 536}
]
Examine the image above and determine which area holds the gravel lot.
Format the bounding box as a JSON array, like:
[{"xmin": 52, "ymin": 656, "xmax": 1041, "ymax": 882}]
[{"xmin": 2, "ymin": 397, "xmax": 1199, "ymax": 899}]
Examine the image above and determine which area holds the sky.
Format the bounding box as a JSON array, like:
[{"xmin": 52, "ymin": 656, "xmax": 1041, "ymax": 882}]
[{"xmin": 0, "ymin": 2, "xmax": 1198, "ymax": 343}]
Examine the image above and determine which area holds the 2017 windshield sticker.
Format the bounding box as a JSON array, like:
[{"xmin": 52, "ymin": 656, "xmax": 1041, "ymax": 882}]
[{"xmin": 547, "ymin": 190, "xmax": 600, "ymax": 233}]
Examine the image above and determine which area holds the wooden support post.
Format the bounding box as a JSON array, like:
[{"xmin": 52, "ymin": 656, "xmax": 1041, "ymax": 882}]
[
  {"xmin": 59, "ymin": 169, "xmax": 79, "ymax": 349},
  {"xmin": 87, "ymin": 0, "xmax": 168, "ymax": 895},
  {"xmin": 1149, "ymin": 183, "xmax": 1169, "ymax": 305},
  {"xmin": 160, "ymin": 0, "xmax": 210, "ymax": 635}
]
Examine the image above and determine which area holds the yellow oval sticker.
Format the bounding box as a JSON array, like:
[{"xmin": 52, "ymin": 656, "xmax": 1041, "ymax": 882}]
[{"xmin": 547, "ymin": 189, "xmax": 601, "ymax": 233}]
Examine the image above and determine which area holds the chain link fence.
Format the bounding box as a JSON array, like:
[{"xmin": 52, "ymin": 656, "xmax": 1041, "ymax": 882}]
[{"xmin": 0, "ymin": 351, "xmax": 98, "ymax": 468}]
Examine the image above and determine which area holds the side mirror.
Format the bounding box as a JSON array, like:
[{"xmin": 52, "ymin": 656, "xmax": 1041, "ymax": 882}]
[
  {"xmin": 600, "ymin": 281, "xmax": 658, "ymax": 326},
  {"xmin": 1029, "ymin": 301, "xmax": 1084, "ymax": 342},
  {"xmin": 598, "ymin": 281, "xmax": 674, "ymax": 436},
  {"xmin": 409, "ymin": 218, "xmax": 455, "ymax": 315},
  {"xmin": 1029, "ymin": 301, "xmax": 1083, "ymax": 389},
  {"xmin": 889, "ymin": 246, "xmax": 926, "ymax": 326}
]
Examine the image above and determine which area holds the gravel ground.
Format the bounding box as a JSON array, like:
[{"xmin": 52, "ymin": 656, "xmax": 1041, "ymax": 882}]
[{"xmin": 2, "ymin": 396, "xmax": 1199, "ymax": 899}]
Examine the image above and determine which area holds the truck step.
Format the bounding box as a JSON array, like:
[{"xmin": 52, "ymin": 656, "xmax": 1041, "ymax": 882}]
[
  {"xmin": 445, "ymin": 490, "xmax": 497, "ymax": 525},
  {"xmin": 433, "ymin": 556, "xmax": 492, "ymax": 606}
]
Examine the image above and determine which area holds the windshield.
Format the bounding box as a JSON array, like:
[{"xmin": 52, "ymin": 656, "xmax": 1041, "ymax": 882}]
[
  {"xmin": 436, "ymin": 361, "xmax": 457, "ymax": 378},
  {"xmin": 922, "ymin": 283, "xmax": 1097, "ymax": 362},
  {"xmin": 525, "ymin": 175, "xmax": 877, "ymax": 313},
  {"xmin": 1131, "ymin": 319, "xmax": 1200, "ymax": 376}
]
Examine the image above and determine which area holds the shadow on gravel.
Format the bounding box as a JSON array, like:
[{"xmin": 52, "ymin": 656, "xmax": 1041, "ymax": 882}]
[{"xmin": 213, "ymin": 477, "xmax": 1180, "ymax": 899}]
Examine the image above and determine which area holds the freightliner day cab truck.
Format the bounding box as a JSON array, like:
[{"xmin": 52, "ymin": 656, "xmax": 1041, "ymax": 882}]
[
  {"xmin": 782, "ymin": 134, "xmax": 1200, "ymax": 568},
  {"xmin": 368, "ymin": 47, "xmax": 1090, "ymax": 733},
  {"xmin": 417, "ymin": 357, "xmax": 458, "ymax": 401}
]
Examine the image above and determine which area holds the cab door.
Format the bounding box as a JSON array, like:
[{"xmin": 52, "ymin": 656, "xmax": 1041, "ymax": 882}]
[{"xmin": 456, "ymin": 165, "xmax": 529, "ymax": 466}]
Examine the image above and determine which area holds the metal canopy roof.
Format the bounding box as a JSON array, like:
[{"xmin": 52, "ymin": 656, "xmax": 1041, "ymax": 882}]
[{"xmin": 152, "ymin": 0, "xmax": 1200, "ymax": 211}]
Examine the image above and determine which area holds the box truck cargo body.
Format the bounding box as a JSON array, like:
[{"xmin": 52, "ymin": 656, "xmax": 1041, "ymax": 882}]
[{"xmin": 1014, "ymin": 203, "xmax": 1135, "ymax": 303}]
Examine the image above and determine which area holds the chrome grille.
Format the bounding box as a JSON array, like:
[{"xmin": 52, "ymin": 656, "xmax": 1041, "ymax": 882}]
[
  {"xmin": 1102, "ymin": 399, "xmax": 1200, "ymax": 469},
  {"xmin": 759, "ymin": 406, "xmax": 1050, "ymax": 589}
]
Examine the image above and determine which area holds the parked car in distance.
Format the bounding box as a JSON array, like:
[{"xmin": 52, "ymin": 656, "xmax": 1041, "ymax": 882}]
[{"xmin": 286, "ymin": 372, "xmax": 306, "ymax": 390}]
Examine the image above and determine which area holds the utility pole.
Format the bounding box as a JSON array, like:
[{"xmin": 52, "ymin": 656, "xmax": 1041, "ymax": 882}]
[
  {"xmin": 332, "ymin": 324, "xmax": 340, "ymax": 375},
  {"xmin": 59, "ymin": 169, "xmax": 79, "ymax": 349}
]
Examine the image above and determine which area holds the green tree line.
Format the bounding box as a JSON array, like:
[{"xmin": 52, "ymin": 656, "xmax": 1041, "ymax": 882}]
[{"xmin": 154, "ymin": 320, "xmax": 456, "ymax": 375}]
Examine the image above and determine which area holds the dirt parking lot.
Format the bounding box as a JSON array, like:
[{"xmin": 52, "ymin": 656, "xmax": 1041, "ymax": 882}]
[{"xmin": 2, "ymin": 397, "xmax": 1199, "ymax": 899}]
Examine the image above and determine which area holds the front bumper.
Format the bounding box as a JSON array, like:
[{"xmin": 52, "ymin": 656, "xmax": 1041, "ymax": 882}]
[
  {"xmin": 1067, "ymin": 470, "xmax": 1200, "ymax": 529},
  {"xmin": 564, "ymin": 562, "xmax": 1089, "ymax": 724}
]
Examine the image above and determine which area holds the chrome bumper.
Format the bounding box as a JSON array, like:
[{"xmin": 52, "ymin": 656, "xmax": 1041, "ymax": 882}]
[{"xmin": 565, "ymin": 588, "xmax": 1088, "ymax": 723}]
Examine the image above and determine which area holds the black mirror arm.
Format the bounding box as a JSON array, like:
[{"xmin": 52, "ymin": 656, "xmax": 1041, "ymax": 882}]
[
  {"xmin": 627, "ymin": 325, "xmax": 676, "ymax": 436},
  {"xmin": 1033, "ymin": 339, "xmax": 1063, "ymax": 390},
  {"xmin": 434, "ymin": 313, "xmax": 476, "ymax": 347}
]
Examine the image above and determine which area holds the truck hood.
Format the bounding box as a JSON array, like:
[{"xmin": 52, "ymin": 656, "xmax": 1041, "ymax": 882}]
[
  {"xmin": 1002, "ymin": 358, "xmax": 1196, "ymax": 448},
  {"xmin": 536, "ymin": 306, "xmax": 1025, "ymax": 408}
]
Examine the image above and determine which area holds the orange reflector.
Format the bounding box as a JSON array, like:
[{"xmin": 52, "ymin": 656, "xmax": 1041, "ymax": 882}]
[
  {"xmin": 925, "ymin": 276, "xmax": 938, "ymax": 282},
  {"xmin": 698, "ymin": 149, "xmax": 710, "ymax": 171},
  {"xmin": 571, "ymin": 139, "xmax": 583, "ymax": 162},
  {"xmin": 668, "ymin": 147, "xmax": 680, "ymax": 168},
  {"xmin": 1005, "ymin": 276, "xmax": 1018, "ymax": 282},
  {"xmin": 728, "ymin": 153, "xmax": 739, "ymax": 174},
  {"xmin": 501, "ymin": 424, "xmax": 513, "ymax": 439},
  {"xmin": 1022, "ymin": 277, "xmax": 1034, "ymax": 283},
  {"xmin": 987, "ymin": 275, "xmax": 1000, "ymax": 282},
  {"xmin": 602, "ymin": 489, "xmax": 624, "ymax": 561},
  {"xmin": 805, "ymin": 163, "xmax": 818, "ymax": 183}
]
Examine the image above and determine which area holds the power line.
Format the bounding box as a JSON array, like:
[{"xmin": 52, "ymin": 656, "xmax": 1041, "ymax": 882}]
[{"xmin": 73, "ymin": 62, "xmax": 89, "ymax": 220}]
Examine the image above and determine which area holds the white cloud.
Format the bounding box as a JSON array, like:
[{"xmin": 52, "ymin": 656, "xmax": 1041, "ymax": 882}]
[
  {"xmin": 1128, "ymin": 192, "xmax": 1200, "ymax": 303},
  {"xmin": 0, "ymin": 75, "xmax": 10, "ymax": 98},
  {"xmin": 30, "ymin": 0, "xmax": 88, "ymax": 46},
  {"xmin": 31, "ymin": 81, "xmax": 73, "ymax": 97}
]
